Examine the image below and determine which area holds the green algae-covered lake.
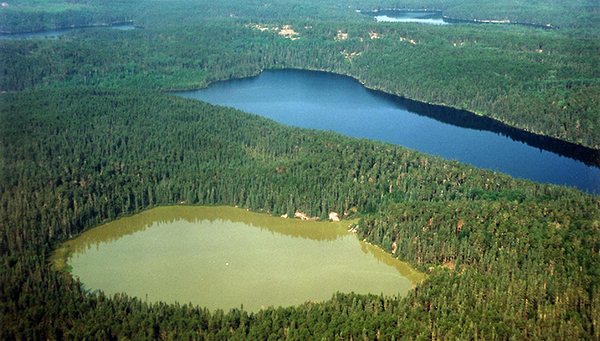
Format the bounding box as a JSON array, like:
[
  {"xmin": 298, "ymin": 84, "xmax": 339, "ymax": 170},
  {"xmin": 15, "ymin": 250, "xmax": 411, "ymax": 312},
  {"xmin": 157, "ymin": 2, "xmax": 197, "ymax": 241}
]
[{"xmin": 57, "ymin": 206, "xmax": 424, "ymax": 312}]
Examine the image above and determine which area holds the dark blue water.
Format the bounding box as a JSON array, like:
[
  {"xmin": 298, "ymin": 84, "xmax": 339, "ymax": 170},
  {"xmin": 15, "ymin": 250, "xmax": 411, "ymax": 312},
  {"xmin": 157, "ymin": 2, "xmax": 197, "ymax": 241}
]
[{"xmin": 175, "ymin": 69, "xmax": 600, "ymax": 194}]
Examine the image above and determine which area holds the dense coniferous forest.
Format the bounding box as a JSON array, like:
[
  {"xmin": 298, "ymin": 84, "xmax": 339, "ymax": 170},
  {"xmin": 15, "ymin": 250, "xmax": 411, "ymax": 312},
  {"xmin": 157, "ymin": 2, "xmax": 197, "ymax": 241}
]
[
  {"xmin": 2, "ymin": 87, "xmax": 599, "ymax": 340},
  {"xmin": 1, "ymin": 0, "xmax": 600, "ymax": 339}
]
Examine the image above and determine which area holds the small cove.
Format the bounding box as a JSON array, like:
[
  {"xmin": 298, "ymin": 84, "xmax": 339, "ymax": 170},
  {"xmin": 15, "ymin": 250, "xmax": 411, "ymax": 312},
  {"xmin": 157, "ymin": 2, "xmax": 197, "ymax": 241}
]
[{"xmin": 58, "ymin": 206, "xmax": 424, "ymax": 312}]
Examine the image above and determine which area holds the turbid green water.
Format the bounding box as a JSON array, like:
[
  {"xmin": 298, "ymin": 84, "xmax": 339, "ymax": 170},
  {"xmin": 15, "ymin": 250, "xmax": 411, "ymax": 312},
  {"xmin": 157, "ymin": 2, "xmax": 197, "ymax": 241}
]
[{"xmin": 61, "ymin": 206, "xmax": 424, "ymax": 312}]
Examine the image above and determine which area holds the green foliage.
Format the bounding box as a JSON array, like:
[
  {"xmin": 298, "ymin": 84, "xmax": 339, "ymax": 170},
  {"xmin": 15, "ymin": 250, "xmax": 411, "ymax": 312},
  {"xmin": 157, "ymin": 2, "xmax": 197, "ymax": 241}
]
[
  {"xmin": 2, "ymin": 18, "xmax": 599, "ymax": 148},
  {"xmin": 357, "ymin": 196, "xmax": 600, "ymax": 339},
  {"xmin": 3, "ymin": 0, "xmax": 598, "ymax": 32},
  {"xmin": 1, "ymin": 88, "xmax": 599, "ymax": 339},
  {"xmin": 1, "ymin": 0, "xmax": 600, "ymax": 339},
  {"xmin": 0, "ymin": 0, "xmax": 139, "ymax": 33}
]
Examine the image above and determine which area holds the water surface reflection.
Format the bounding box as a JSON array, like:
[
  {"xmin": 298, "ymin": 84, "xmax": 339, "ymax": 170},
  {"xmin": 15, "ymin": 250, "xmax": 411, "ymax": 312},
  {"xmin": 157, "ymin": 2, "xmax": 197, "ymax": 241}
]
[{"xmin": 62, "ymin": 206, "xmax": 423, "ymax": 311}]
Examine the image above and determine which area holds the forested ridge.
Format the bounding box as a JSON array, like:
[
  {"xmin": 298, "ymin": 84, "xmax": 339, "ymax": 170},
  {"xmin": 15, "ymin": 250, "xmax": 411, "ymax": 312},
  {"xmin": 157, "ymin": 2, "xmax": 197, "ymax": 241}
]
[{"xmin": 1, "ymin": 0, "xmax": 600, "ymax": 339}]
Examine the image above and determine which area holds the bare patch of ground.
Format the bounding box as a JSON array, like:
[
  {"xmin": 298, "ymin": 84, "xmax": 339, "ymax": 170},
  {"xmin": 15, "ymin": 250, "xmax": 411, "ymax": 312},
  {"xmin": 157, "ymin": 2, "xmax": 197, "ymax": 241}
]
[
  {"xmin": 335, "ymin": 30, "xmax": 348, "ymax": 41},
  {"xmin": 279, "ymin": 25, "xmax": 299, "ymax": 40},
  {"xmin": 249, "ymin": 24, "xmax": 300, "ymax": 40},
  {"xmin": 399, "ymin": 36, "xmax": 418, "ymax": 44}
]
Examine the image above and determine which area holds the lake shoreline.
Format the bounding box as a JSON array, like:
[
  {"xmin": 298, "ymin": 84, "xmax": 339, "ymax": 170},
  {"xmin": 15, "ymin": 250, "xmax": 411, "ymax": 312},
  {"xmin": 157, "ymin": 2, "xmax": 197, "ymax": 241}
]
[
  {"xmin": 168, "ymin": 67, "xmax": 600, "ymax": 158},
  {"xmin": 55, "ymin": 205, "xmax": 424, "ymax": 312},
  {"xmin": 357, "ymin": 8, "xmax": 555, "ymax": 29},
  {"xmin": 48, "ymin": 203, "xmax": 364, "ymax": 275}
]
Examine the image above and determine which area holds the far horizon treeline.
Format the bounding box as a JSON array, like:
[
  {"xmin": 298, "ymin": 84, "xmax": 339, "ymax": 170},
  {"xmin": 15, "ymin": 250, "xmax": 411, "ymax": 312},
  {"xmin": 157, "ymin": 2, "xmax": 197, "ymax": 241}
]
[
  {"xmin": 1, "ymin": 88, "xmax": 599, "ymax": 339},
  {"xmin": 2, "ymin": 0, "xmax": 599, "ymax": 34}
]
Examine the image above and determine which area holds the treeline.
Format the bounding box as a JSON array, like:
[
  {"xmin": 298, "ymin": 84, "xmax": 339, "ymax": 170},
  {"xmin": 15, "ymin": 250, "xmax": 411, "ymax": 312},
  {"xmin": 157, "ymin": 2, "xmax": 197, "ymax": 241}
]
[
  {"xmin": 2, "ymin": 19, "xmax": 599, "ymax": 148},
  {"xmin": 0, "ymin": 0, "xmax": 138, "ymax": 33},
  {"xmin": 3, "ymin": 0, "xmax": 598, "ymax": 33},
  {"xmin": 1, "ymin": 88, "xmax": 599, "ymax": 339},
  {"xmin": 359, "ymin": 199, "xmax": 600, "ymax": 339}
]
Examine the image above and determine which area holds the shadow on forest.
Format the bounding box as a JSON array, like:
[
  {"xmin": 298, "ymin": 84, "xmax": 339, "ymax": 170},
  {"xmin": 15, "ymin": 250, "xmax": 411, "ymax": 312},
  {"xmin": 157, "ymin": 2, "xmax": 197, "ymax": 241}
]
[{"xmin": 374, "ymin": 90, "xmax": 600, "ymax": 169}]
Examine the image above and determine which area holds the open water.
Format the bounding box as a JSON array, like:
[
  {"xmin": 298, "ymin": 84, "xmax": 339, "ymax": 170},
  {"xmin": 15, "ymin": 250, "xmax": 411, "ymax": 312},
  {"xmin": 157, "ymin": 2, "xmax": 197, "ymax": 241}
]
[{"xmin": 176, "ymin": 69, "xmax": 600, "ymax": 194}]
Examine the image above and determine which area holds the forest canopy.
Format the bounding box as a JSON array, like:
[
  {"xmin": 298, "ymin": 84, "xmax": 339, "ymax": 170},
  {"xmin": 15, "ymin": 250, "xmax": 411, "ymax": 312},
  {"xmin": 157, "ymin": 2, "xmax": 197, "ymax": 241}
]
[
  {"xmin": 1, "ymin": 0, "xmax": 600, "ymax": 339},
  {"xmin": 1, "ymin": 0, "xmax": 598, "ymax": 31},
  {"xmin": 2, "ymin": 87, "xmax": 599, "ymax": 340},
  {"xmin": 2, "ymin": 0, "xmax": 599, "ymax": 148}
]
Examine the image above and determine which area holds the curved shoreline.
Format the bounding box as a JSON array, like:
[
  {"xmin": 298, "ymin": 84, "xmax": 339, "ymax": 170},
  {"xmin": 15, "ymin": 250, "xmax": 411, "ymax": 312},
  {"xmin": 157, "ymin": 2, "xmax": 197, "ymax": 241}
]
[
  {"xmin": 51, "ymin": 204, "xmax": 425, "ymax": 312},
  {"xmin": 168, "ymin": 67, "xmax": 600, "ymax": 164}
]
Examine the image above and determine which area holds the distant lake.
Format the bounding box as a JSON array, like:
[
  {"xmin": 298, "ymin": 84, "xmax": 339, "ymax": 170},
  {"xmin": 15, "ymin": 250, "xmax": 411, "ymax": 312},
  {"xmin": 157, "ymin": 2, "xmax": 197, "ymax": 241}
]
[
  {"xmin": 0, "ymin": 23, "xmax": 136, "ymax": 39},
  {"xmin": 364, "ymin": 10, "xmax": 449, "ymax": 25},
  {"xmin": 176, "ymin": 69, "xmax": 600, "ymax": 194},
  {"xmin": 61, "ymin": 206, "xmax": 424, "ymax": 312}
]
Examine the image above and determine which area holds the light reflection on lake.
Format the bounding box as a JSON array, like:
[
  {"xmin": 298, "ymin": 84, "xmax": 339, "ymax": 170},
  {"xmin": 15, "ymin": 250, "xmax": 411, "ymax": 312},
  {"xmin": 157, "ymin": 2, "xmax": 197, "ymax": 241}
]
[
  {"xmin": 374, "ymin": 11, "xmax": 449, "ymax": 25},
  {"xmin": 364, "ymin": 10, "xmax": 449, "ymax": 25}
]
